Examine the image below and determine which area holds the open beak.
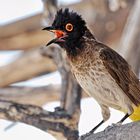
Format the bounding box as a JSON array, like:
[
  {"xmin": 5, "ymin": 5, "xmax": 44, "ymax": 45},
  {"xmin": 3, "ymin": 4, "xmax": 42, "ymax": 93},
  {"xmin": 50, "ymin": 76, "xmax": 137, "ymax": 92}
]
[{"xmin": 42, "ymin": 26, "xmax": 66, "ymax": 46}]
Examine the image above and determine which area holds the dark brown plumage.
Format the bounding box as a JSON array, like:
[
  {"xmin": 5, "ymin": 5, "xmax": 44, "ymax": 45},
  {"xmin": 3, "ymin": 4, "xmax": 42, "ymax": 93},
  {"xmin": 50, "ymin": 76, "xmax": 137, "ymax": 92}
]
[{"xmin": 43, "ymin": 8, "xmax": 140, "ymax": 132}]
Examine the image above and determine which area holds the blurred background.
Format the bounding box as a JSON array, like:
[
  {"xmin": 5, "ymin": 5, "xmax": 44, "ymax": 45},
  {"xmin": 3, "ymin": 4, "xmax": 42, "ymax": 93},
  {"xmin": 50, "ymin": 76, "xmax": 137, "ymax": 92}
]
[{"xmin": 0, "ymin": 0, "xmax": 140, "ymax": 139}]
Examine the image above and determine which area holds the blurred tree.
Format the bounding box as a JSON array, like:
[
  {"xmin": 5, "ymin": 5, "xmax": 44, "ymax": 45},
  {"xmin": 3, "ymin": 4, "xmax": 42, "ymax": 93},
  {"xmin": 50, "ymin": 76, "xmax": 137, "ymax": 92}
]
[{"xmin": 119, "ymin": 0, "xmax": 140, "ymax": 76}]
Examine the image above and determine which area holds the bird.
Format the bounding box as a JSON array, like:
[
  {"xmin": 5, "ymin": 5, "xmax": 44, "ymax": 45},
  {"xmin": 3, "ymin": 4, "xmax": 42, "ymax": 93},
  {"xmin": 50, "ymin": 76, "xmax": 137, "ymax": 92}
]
[{"xmin": 43, "ymin": 8, "xmax": 140, "ymax": 132}]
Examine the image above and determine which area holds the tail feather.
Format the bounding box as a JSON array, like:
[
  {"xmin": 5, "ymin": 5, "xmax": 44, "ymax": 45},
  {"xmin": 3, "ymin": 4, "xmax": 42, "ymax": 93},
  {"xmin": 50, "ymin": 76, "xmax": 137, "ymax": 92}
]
[{"xmin": 130, "ymin": 105, "xmax": 140, "ymax": 121}]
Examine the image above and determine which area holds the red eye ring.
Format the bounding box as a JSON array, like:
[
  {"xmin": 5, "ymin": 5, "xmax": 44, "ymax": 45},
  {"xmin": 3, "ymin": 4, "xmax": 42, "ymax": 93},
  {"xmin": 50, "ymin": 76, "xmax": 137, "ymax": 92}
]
[{"xmin": 65, "ymin": 23, "xmax": 73, "ymax": 32}]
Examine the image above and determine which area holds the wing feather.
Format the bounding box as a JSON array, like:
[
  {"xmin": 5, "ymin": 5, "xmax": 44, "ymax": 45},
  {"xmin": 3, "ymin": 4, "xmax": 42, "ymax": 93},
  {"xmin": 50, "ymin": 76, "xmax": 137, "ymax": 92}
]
[{"xmin": 99, "ymin": 44, "xmax": 140, "ymax": 106}]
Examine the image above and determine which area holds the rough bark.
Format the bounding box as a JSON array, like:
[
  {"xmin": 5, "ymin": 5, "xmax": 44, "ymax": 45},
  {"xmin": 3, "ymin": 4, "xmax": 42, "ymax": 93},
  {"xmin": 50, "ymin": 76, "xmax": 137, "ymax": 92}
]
[
  {"xmin": 79, "ymin": 121, "xmax": 140, "ymax": 140},
  {"xmin": 0, "ymin": 100, "xmax": 78, "ymax": 140}
]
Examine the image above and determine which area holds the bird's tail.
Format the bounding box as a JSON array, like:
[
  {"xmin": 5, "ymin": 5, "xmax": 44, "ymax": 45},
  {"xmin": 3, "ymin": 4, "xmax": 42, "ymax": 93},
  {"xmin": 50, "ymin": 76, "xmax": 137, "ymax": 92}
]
[{"xmin": 129, "ymin": 105, "xmax": 140, "ymax": 121}]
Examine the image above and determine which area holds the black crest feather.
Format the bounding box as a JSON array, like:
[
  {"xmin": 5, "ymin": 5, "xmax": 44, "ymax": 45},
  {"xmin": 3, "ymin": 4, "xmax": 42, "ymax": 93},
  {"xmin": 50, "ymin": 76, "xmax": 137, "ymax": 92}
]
[
  {"xmin": 52, "ymin": 8, "xmax": 86, "ymax": 32},
  {"xmin": 51, "ymin": 8, "xmax": 87, "ymax": 56}
]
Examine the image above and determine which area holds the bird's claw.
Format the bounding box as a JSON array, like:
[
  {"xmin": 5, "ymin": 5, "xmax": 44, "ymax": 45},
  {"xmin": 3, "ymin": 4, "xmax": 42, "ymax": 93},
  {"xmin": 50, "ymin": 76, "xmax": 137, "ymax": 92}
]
[{"xmin": 104, "ymin": 123, "xmax": 122, "ymax": 133}]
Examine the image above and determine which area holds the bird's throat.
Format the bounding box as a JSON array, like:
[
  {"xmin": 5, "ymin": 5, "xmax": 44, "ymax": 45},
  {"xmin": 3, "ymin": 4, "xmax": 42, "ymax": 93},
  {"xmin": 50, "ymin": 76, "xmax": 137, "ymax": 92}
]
[{"xmin": 65, "ymin": 39, "xmax": 84, "ymax": 58}]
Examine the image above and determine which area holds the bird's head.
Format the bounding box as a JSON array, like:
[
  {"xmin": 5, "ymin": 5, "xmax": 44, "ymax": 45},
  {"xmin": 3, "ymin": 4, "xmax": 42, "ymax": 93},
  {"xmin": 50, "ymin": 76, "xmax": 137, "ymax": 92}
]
[{"xmin": 43, "ymin": 8, "xmax": 87, "ymax": 51}]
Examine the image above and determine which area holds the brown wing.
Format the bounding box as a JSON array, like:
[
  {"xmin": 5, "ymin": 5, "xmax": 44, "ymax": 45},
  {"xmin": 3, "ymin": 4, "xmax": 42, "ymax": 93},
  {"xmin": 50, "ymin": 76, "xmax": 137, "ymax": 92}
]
[{"xmin": 99, "ymin": 44, "xmax": 140, "ymax": 106}]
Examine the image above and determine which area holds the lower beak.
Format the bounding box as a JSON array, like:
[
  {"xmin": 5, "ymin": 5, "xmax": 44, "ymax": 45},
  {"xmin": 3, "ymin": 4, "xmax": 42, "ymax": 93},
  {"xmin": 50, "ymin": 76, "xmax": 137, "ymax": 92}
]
[
  {"xmin": 46, "ymin": 38, "xmax": 58, "ymax": 46},
  {"xmin": 42, "ymin": 26, "xmax": 66, "ymax": 46}
]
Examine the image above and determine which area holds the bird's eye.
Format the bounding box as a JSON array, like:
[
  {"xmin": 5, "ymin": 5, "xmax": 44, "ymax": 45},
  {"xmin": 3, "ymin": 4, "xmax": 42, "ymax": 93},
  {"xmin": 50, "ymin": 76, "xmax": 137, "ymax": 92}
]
[{"xmin": 65, "ymin": 23, "xmax": 73, "ymax": 32}]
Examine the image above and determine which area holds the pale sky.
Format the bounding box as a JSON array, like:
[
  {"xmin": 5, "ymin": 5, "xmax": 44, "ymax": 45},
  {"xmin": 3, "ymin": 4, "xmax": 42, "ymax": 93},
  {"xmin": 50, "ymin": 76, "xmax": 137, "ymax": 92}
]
[{"xmin": 0, "ymin": 0, "xmax": 81, "ymax": 25}]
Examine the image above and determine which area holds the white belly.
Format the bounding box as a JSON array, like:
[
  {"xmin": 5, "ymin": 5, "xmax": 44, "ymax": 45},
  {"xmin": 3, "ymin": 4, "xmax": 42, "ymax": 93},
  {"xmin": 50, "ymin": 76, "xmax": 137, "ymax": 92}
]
[{"xmin": 74, "ymin": 68, "xmax": 131, "ymax": 111}]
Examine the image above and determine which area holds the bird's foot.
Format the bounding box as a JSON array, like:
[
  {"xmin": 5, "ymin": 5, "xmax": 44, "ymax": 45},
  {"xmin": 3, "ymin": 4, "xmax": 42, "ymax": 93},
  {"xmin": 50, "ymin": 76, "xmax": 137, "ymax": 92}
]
[
  {"xmin": 80, "ymin": 125, "xmax": 100, "ymax": 139},
  {"xmin": 84, "ymin": 129, "xmax": 95, "ymax": 137},
  {"xmin": 104, "ymin": 122, "xmax": 122, "ymax": 133},
  {"xmin": 80, "ymin": 130, "xmax": 95, "ymax": 140},
  {"xmin": 82, "ymin": 119, "xmax": 104, "ymax": 137}
]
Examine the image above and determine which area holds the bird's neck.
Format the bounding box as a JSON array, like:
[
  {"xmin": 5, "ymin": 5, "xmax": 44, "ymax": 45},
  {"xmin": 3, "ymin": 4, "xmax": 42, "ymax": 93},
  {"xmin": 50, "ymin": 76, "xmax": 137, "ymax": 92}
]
[{"xmin": 65, "ymin": 28, "xmax": 96, "ymax": 58}]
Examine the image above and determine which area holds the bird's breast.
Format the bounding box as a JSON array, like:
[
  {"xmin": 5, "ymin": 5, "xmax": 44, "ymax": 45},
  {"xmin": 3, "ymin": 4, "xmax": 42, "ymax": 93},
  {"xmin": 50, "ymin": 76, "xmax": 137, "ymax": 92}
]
[{"xmin": 71, "ymin": 57, "xmax": 131, "ymax": 111}]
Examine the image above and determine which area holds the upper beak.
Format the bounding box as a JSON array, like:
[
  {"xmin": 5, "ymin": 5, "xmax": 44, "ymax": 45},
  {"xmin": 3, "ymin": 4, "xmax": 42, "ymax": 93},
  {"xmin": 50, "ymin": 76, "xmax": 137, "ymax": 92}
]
[
  {"xmin": 42, "ymin": 26, "xmax": 66, "ymax": 46},
  {"xmin": 42, "ymin": 26, "xmax": 54, "ymax": 31}
]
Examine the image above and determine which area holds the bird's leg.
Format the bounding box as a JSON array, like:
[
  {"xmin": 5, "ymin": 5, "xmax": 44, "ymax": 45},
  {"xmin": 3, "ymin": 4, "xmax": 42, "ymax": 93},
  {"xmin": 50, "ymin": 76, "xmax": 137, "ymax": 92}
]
[
  {"xmin": 117, "ymin": 113, "xmax": 130, "ymax": 124},
  {"xmin": 81, "ymin": 120, "xmax": 105, "ymax": 139},
  {"xmin": 117, "ymin": 105, "xmax": 133, "ymax": 124},
  {"xmin": 88, "ymin": 104, "xmax": 110, "ymax": 134},
  {"xmin": 89, "ymin": 120, "xmax": 104, "ymax": 133},
  {"xmin": 105, "ymin": 113, "xmax": 131, "ymax": 133}
]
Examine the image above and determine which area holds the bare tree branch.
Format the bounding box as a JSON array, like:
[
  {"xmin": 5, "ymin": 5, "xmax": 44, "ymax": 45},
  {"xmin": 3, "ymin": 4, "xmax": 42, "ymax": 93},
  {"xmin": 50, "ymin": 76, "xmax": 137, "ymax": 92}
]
[
  {"xmin": 0, "ymin": 48, "xmax": 56, "ymax": 87},
  {"xmin": 0, "ymin": 85, "xmax": 88, "ymax": 106},
  {"xmin": 0, "ymin": 85, "xmax": 60, "ymax": 106},
  {"xmin": 0, "ymin": 99, "xmax": 140, "ymax": 140},
  {"xmin": 0, "ymin": 29, "xmax": 53, "ymax": 50},
  {"xmin": 0, "ymin": 14, "xmax": 42, "ymax": 38},
  {"xmin": 41, "ymin": 3, "xmax": 82, "ymax": 136},
  {"xmin": 0, "ymin": 100, "xmax": 78, "ymax": 140},
  {"xmin": 79, "ymin": 121, "xmax": 140, "ymax": 140}
]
